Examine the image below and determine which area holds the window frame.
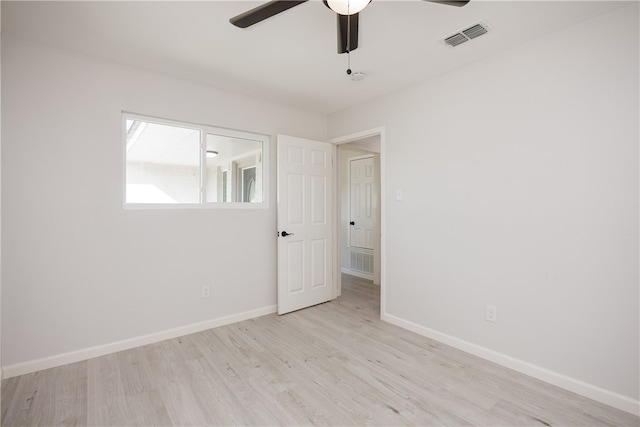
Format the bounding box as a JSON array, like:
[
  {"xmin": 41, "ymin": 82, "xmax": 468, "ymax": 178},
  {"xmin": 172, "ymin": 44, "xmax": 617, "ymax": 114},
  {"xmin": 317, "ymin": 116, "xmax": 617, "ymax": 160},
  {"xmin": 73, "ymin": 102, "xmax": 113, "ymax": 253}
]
[{"xmin": 123, "ymin": 112, "xmax": 270, "ymax": 209}]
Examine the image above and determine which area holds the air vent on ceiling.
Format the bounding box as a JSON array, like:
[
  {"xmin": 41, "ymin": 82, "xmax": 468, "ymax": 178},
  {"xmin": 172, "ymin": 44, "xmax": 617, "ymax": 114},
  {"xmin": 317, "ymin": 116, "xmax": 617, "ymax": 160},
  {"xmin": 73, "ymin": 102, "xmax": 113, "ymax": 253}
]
[{"xmin": 443, "ymin": 21, "xmax": 490, "ymax": 47}]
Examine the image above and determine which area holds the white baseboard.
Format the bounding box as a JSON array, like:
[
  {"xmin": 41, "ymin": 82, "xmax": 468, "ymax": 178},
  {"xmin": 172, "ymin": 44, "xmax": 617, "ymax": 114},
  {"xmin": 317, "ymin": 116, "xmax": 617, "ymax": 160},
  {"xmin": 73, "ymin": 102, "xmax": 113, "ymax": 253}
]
[
  {"xmin": 2, "ymin": 305, "xmax": 277, "ymax": 379},
  {"xmin": 381, "ymin": 312, "xmax": 640, "ymax": 417},
  {"xmin": 341, "ymin": 267, "xmax": 374, "ymax": 281}
]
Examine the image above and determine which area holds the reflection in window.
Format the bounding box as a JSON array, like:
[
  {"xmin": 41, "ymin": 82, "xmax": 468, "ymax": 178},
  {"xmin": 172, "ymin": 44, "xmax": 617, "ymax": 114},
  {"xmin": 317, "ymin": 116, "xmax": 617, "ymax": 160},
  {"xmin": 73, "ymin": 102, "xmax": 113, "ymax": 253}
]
[
  {"xmin": 222, "ymin": 170, "xmax": 229, "ymax": 202},
  {"xmin": 204, "ymin": 133, "xmax": 263, "ymax": 204},
  {"xmin": 124, "ymin": 114, "xmax": 268, "ymax": 207},
  {"xmin": 125, "ymin": 120, "xmax": 200, "ymax": 203},
  {"xmin": 126, "ymin": 184, "xmax": 177, "ymax": 203},
  {"xmin": 242, "ymin": 166, "xmax": 256, "ymax": 203}
]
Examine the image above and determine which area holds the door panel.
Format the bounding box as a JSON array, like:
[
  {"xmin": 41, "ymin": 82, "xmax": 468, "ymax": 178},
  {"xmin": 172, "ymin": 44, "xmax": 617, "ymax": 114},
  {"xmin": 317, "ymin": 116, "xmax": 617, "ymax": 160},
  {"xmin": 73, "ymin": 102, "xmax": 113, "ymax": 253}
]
[
  {"xmin": 286, "ymin": 240, "xmax": 304, "ymax": 293},
  {"xmin": 277, "ymin": 135, "xmax": 334, "ymax": 315},
  {"xmin": 350, "ymin": 157, "xmax": 375, "ymax": 250},
  {"xmin": 311, "ymin": 239, "xmax": 327, "ymax": 287},
  {"xmin": 287, "ymin": 174, "xmax": 304, "ymax": 224},
  {"xmin": 311, "ymin": 176, "xmax": 327, "ymax": 224}
]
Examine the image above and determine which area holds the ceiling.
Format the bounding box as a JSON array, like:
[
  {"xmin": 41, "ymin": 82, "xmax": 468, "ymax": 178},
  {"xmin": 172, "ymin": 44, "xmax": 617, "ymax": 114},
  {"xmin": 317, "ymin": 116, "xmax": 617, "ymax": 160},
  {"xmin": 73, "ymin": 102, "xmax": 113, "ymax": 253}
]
[{"xmin": 1, "ymin": 1, "xmax": 628, "ymax": 114}]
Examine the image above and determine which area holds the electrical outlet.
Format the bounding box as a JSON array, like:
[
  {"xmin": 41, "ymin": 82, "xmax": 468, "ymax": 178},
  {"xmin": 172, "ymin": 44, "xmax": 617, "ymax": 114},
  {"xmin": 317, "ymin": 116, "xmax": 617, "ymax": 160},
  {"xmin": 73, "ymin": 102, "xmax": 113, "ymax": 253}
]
[
  {"xmin": 201, "ymin": 285, "xmax": 210, "ymax": 299},
  {"xmin": 485, "ymin": 304, "xmax": 497, "ymax": 323}
]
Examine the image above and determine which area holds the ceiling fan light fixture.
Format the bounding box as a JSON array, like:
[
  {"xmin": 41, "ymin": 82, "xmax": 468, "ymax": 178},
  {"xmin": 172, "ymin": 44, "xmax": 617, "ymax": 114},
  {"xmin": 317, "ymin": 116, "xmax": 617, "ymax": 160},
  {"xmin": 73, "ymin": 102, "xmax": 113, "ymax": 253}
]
[{"xmin": 327, "ymin": 0, "xmax": 370, "ymax": 16}]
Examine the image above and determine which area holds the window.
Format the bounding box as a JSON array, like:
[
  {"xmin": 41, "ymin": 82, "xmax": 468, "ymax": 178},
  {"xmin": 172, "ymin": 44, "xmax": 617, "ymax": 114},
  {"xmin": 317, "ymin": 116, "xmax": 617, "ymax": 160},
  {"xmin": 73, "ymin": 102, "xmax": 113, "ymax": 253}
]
[{"xmin": 124, "ymin": 114, "xmax": 268, "ymax": 207}]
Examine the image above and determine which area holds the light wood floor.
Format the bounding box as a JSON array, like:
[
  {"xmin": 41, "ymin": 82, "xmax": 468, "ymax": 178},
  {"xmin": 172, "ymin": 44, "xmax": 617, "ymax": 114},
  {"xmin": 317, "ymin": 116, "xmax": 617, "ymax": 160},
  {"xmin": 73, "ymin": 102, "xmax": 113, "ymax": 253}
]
[{"xmin": 2, "ymin": 274, "xmax": 638, "ymax": 426}]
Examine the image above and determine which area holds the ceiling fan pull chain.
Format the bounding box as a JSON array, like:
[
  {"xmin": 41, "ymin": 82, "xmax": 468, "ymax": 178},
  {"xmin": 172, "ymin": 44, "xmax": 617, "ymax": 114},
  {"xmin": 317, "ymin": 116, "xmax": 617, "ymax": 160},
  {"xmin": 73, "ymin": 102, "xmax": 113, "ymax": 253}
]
[{"xmin": 346, "ymin": 1, "xmax": 352, "ymax": 75}]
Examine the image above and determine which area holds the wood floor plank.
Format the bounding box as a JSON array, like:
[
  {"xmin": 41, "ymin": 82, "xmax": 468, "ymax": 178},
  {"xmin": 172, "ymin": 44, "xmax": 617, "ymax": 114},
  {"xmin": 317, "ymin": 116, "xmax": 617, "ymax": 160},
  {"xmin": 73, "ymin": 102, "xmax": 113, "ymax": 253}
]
[{"xmin": 2, "ymin": 274, "xmax": 639, "ymax": 426}]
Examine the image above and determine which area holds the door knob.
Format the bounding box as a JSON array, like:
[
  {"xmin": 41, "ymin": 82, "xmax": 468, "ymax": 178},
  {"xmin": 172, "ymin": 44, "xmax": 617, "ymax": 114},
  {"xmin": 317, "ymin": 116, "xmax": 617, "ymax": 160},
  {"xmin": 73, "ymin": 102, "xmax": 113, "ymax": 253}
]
[
  {"xmin": 281, "ymin": 231, "xmax": 294, "ymax": 237},
  {"xmin": 350, "ymin": 221, "xmax": 355, "ymax": 226}
]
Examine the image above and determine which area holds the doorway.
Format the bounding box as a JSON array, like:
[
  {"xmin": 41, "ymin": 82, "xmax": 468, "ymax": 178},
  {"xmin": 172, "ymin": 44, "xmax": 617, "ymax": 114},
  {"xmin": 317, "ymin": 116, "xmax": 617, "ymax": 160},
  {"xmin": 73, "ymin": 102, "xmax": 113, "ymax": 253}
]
[
  {"xmin": 275, "ymin": 129, "xmax": 384, "ymax": 316},
  {"xmin": 339, "ymin": 148, "xmax": 380, "ymax": 283},
  {"xmin": 333, "ymin": 129, "xmax": 384, "ymax": 311}
]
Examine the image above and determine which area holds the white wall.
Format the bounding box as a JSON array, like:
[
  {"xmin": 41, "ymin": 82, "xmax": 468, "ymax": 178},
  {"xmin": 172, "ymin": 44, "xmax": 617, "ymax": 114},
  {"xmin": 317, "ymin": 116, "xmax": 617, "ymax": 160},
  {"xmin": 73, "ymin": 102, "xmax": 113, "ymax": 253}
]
[
  {"xmin": 1, "ymin": 36, "xmax": 327, "ymax": 369},
  {"xmin": 329, "ymin": 4, "xmax": 639, "ymax": 409}
]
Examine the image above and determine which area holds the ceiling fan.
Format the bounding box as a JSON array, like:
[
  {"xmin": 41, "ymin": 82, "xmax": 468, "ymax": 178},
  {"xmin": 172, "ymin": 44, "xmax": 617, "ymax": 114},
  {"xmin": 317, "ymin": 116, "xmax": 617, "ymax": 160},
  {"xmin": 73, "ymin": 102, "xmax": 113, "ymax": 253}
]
[{"xmin": 230, "ymin": 0, "xmax": 470, "ymax": 55}]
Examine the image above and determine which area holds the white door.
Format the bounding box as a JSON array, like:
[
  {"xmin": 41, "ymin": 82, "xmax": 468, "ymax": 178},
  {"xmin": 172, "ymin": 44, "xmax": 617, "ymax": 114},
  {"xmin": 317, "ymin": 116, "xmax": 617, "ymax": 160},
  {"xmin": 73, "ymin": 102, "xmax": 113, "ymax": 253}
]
[
  {"xmin": 350, "ymin": 156, "xmax": 375, "ymax": 250},
  {"xmin": 277, "ymin": 135, "xmax": 334, "ymax": 315}
]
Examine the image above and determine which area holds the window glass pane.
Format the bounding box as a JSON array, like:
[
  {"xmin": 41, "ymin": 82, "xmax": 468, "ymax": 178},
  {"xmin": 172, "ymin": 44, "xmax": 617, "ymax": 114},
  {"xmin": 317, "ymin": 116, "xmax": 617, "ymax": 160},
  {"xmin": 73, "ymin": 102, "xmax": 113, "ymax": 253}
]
[
  {"xmin": 126, "ymin": 119, "xmax": 200, "ymax": 203},
  {"xmin": 204, "ymin": 133, "xmax": 263, "ymax": 203}
]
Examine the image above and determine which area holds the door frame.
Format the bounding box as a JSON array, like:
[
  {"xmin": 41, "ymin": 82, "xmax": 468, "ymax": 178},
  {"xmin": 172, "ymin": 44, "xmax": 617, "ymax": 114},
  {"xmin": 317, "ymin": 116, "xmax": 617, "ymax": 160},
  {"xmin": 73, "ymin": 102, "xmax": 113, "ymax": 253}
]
[{"xmin": 330, "ymin": 126, "xmax": 386, "ymax": 316}]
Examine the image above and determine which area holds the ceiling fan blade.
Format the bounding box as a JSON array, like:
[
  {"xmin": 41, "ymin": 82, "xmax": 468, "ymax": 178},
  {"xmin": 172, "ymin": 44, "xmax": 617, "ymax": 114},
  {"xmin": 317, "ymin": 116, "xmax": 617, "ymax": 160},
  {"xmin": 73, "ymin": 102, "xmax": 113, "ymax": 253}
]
[
  {"xmin": 230, "ymin": 0, "xmax": 309, "ymax": 28},
  {"xmin": 423, "ymin": 0, "xmax": 470, "ymax": 7},
  {"xmin": 337, "ymin": 13, "xmax": 359, "ymax": 54}
]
